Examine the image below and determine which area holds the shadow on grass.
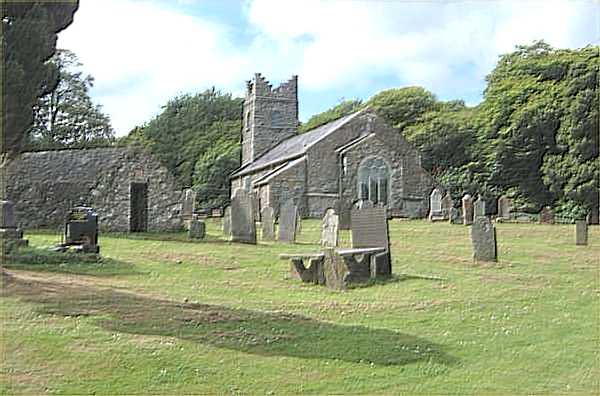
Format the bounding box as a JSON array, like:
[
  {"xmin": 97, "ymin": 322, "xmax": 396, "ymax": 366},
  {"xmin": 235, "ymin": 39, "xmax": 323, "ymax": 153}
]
[
  {"xmin": 2, "ymin": 272, "xmax": 457, "ymax": 367},
  {"xmin": 4, "ymin": 247, "xmax": 141, "ymax": 277},
  {"xmin": 108, "ymin": 232, "xmax": 231, "ymax": 245}
]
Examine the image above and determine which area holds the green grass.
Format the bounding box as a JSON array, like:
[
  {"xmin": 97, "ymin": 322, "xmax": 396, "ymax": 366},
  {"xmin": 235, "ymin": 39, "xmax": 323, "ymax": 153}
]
[{"xmin": 1, "ymin": 220, "xmax": 599, "ymax": 394}]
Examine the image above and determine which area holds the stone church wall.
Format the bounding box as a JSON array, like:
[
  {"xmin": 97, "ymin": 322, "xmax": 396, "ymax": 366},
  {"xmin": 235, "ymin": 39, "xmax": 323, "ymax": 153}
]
[{"xmin": 6, "ymin": 147, "xmax": 184, "ymax": 232}]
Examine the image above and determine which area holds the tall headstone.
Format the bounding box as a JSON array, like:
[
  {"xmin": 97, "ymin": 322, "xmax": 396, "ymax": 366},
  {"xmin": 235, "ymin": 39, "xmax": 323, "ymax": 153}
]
[
  {"xmin": 497, "ymin": 195, "xmax": 511, "ymax": 220},
  {"xmin": 471, "ymin": 216, "xmax": 497, "ymax": 262},
  {"xmin": 462, "ymin": 194, "xmax": 474, "ymax": 225},
  {"xmin": 321, "ymin": 208, "xmax": 339, "ymax": 248},
  {"xmin": 222, "ymin": 206, "xmax": 231, "ymax": 237},
  {"xmin": 441, "ymin": 193, "xmax": 453, "ymax": 220},
  {"xmin": 474, "ymin": 196, "xmax": 486, "ymax": 219},
  {"xmin": 0, "ymin": 200, "xmax": 28, "ymax": 254},
  {"xmin": 230, "ymin": 190, "xmax": 256, "ymax": 244},
  {"xmin": 278, "ymin": 200, "xmax": 297, "ymax": 243},
  {"xmin": 428, "ymin": 188, "xmax": 443, "ymax": 220},
  {"xmin": 539, "ymin": 207, "xmax": 555, "ymax": 224},
  {"xmin": 296, "ymin": 211, "xmax": 302, "ymax": 235},
  {"xmin": 575, "ymin": 220, "xmax": 588, "ymax": 246},
  {"xmin": 261, "ymin": 206, "xmax": 275, "ymax": 241},
  {"xmin": 182, "ymin": 188, "xmax": 197, "ymax": 220},
  {"xmin": 335, "ymin": 199, "xmax": 352, "ymax": 230}
]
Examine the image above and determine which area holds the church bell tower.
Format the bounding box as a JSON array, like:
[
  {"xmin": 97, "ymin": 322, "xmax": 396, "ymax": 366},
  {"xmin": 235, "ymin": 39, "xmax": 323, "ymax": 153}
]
[{"xmin": 241, "ymin": 73, "xmax": 299, "ymax": 166}]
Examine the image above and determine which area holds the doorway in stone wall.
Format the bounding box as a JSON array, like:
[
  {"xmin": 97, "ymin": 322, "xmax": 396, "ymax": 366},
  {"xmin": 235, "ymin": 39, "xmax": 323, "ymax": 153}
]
[{"xmin": 130, "ymin": 182, "xmax": 148, "ymax": 232}]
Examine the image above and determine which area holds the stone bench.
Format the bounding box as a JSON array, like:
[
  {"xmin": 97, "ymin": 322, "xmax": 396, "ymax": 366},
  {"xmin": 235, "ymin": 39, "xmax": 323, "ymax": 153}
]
[{"xmin": 279, "ymin": 253, "xmax": 325, "ymax": 284}]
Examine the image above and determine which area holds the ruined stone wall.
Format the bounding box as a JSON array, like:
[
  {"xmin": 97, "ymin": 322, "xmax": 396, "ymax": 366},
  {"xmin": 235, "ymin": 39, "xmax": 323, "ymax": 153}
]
[
  {"xmin": 241, "ymin": 74, "xmax": 298, "ymax": 165},
  {"xmin": 6, "ymin": 147, "xmax": 184, "ymax": 232}
]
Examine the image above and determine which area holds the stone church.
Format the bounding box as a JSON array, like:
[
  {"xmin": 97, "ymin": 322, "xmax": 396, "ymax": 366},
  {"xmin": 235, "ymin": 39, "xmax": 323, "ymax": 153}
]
[{"xmin": 230, "ymin": 73, "xmax": 435, "ymax": 218}]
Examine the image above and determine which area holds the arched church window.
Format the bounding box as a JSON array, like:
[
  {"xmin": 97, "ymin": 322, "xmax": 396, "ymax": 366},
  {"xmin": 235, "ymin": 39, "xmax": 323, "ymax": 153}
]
[
  {"xmin": 357, "ymin": 157, "xmax": 390, "ymax": 205},
  {"xmin": 271, "ymin": 110, "xmax": 285, "ymax": 128}
]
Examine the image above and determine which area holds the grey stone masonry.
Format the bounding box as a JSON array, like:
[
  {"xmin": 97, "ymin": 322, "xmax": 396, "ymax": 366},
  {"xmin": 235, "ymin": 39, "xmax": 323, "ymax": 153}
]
[
  {"xmin": 5, "ymin": 147, "xmax": 183, "ymax": 232},
  {"xmin": 462, "ymin": 194, "xmax": 474, "ymax": 225},
  {"xmin": 278, "ymin": 200, "xmax": 297, "ymax": 243},
  {"xmin": 261, "ymin": 206, "xmax": 275, "ymax": 240},
  {"xmin": 241, "ymin": 74, "xmax": 298, "ymax": 166},
  {"xmin": 230, "ymin": 190, "xmax": 256, "ymax": 244},
  {"xmin": 575, "ymin": 220, "xmax": 588, "ymax": 245},
  {"xmin": 471, "ymin": 216, "xmax": 497, "ymax": 262}
]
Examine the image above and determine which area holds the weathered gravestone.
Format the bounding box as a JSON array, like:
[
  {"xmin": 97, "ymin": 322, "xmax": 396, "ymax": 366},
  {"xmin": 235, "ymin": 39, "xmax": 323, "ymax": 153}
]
[
  {"xmin": 54, "ymin": 206, "xmax": 99, "ymax": 253},
  {"xmin": 449, "ymin": 207, "xmax": 462, "ymax": 224},
  {"xmin": 296, "ymin": 211, "xmax": 302, "ymax": 235},
  {"xmin": 222, "ymin": 206, "xmax": 231, "ymax": 237},
  {"xmin": 441, "ymin": 194, "xmax": 453, "ymax": 220},
  {"xmin": 428, "ymin": 188, "xmax": 444, "ymax": 221},
  {"xmin": 230, "ymin": 190, "xmax": 256, "ymax": 244},
  {"xmin": 539, "ymin": 206, "xmax": 555, "ymax": 224},
  {"xmin": 0, "ymin": 200, "xmax": 28, "ymax": 254},
  {"xmin": 497, "ymin": 195, "xmax": 511, "ymax": 220},
  {"xmin": 575, "ymin": 220, "xmax": 588, "ymax": 246},
  {"xmin": 188, "ymin": 219, "xmax": 206, "ymax": 239},
  {"xmin": 261, "ymin": 206, "xmax": 275, "ymax": 241},
  {"xmin": 335, "ymin": 199, "xmax": 352, "ymax": 230},
  {"xmin": 462, "ymin": 194, "xmax": 474, "ymax": 225},
  {"xmin": 474, "ymin": 196, "xmax": 486, "ymax": 219},
  {"xmin": 350, "ymin": 207, "xmax": 391, "ymax": 277},
  {"xmin": 471, "ymin": 216, "xmax": 497, "ymax": 262},
  {"xmin": 321, "ymin": 208, "xmax": 339, "ymax": 248},
  {"xmin": 278, "ymin": 200, "xmax": 298, "ymax": 243},
  {"xmin": 181, "ymin": 188, "xmax": 197, "ymax": 221}
]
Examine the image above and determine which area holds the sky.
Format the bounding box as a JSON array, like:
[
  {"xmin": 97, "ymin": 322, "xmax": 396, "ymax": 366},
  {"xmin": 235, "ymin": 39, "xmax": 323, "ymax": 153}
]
[{"xmin": 58, "ymin": 0, "xmax": 600, "ymax": 137}]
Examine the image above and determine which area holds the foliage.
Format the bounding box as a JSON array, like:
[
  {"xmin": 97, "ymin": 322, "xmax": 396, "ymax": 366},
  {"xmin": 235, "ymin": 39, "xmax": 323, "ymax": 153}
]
[
  {"xmin": 366, "ymin": 86, "xmax": 436, "ymax": 130},
  {"xmin": 1, "ymin": 1, "xmax": 79, "ymax": 158},
  {"xmin": 299, "ymin": 99, "xmax": 363, "ymax": 133},
  {"xmin": 25, "ymin": 49, "xmax": 115, "ymax": 150},
  {"xmin": 124, "ymin": 89, "xmax": 243, "ymax": 191}
]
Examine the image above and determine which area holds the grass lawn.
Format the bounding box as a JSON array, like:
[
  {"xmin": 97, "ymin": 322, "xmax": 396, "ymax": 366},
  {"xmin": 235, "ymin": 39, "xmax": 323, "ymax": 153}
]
[{"xmin": 1, "ymin": 219, "xmax": 599, "ymax": 394}]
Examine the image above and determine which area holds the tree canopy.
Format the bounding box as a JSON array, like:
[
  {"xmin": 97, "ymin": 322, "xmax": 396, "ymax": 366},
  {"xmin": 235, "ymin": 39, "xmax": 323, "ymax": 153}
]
[
  {"xmin": 26, "ymin": 49, "xmax": 115, "ymax": 150},
  {"xmin": 1, "ymin": 1, "xmax": 79, "ymax": 158}
]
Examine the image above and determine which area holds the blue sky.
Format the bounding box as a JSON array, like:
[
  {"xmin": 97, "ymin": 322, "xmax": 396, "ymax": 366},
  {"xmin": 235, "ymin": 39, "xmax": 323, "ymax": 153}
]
[{"xmin": 58, "ymin": 0, "xmax": 599, "ymax": 136}]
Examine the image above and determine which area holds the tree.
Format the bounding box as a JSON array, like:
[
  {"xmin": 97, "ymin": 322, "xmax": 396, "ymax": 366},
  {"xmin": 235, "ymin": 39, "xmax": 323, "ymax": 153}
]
[
  {"xmin": 299, "ymin": 99, "xmax": 363, "ymax": 133},
  {"xmin": 1, "ymin": 1, "xmax": 79, "ymax": 158},
  {"xmin": 26, "ymin": 49, "xmax": 114, "ymax": 150},
  {"xmin": 367, "ymin": 87, "xmax": 436, "ymax": 130}
]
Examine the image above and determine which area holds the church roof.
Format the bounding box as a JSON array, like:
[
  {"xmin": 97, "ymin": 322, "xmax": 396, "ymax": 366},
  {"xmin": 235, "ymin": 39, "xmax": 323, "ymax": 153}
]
[{"xmin": 232, "ymin": 110, "xmax": 364, "ymax": 177}]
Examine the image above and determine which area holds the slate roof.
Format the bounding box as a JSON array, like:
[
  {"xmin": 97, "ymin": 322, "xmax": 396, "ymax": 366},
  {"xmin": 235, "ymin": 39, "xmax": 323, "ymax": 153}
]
[{"xmin": 232, "ymin": 110, "xmax": 363, "ymax": 178}]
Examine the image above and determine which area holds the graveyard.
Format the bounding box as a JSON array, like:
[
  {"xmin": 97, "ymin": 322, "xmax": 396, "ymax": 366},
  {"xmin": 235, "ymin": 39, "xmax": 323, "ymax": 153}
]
[{"xmin": 2, "ymin": 219, "xmax": 598, "ymax": 394}]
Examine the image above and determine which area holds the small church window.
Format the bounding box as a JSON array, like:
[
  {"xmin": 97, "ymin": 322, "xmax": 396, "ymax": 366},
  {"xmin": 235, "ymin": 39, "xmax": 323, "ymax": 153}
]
[
  {"xmin": 271, "ymin": 110, "xmax": 285, "ymax": 128},
  {"xmin": 342, "ymin": 156, "xmax": 348, "ymax": 176},
  {"xmin": 358, "ymin": 157, "xmax": 390, "ymax": 205}
]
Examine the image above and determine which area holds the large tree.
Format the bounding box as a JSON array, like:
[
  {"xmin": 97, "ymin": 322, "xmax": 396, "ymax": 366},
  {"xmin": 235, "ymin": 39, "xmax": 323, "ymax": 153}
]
[
  {"xmin": 26, "ymin": 49, "xmax": 114, "ymax": 150},
  {"xmin": 1, "ymin": 1, "xmax": 79, "ymax": 158}
]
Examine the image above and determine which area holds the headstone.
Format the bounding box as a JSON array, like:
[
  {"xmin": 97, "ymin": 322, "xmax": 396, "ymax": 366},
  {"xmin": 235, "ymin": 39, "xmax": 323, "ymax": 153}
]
[
  {"xmin": 63, "ymin": 206, "xmax": 100, "ymax": 253},
  {"xmin": 428, "ymin": 188, "xmax": 443, "ymax": 220},
  {"xmin": 335, "ymin": 200, "xmax": 352, "ymax": 230},
  {"xmin": 230, "ymin": 190, "xmax": 256, "ymax": 244},
  {"xmin": 182, "ymin": 188, "xmax": 197, "ymax": 220},
  {"xmin": 539, "ymin": 206, "xmax": 555, "ymax": 224},
  {"xmin": 296, "ymin": 211, "xmax": 302, "ymax": 235},
  {"xmin": 497, "ymin": 195, "xmax": 511, "ymax": 219},
  {"xmin": 462, "ymin": 194, "xmax": 474, "ymax": 225},
  {"xmin": 0, "ymin": 200, "xmax": 28, "ymax": 254},
  {"xmin": 474, "ymin": 196, "xmax": 486, "ymax": 219},
  {"xmin": 471, "ymin": 216, "xmax": 497, "ymax": 262},
  {"xmin": 261, "ymin": 206, "xmax": 275, "ymax": 241},
  {"xmin": 449, "ymin": 207, "xmax": 462, "ymax": 224},
  {"xmin": 575, "ymin": 220, "xmax": 588, "ymax": 246},
  {"xmin": 222, "ymin": 206, "xmax": 231, "ymax": 237},
  {"xmin": 188, "ymin": 219, "xmax": 206, "ymax": 239},
  {"xmin": 441, "ymin": 194, "xmax": 453, "ymax": 220},
  {"xmin": 351, "ymin": 206, "xmax": 391, "ymax": 276},
  {"xmin": 321, "ymin": 208, "xmax": 339, "ymax": 248},
  {"xmin": 278, "ymin": 200, "xmax": 297, "ymax": 243}
]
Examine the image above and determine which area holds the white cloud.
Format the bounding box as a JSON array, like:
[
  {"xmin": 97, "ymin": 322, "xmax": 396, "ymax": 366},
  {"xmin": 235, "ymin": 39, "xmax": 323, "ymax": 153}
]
[{"xmin": 59, "ymin": 0, "xmax": 598, "ymax": 136}]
